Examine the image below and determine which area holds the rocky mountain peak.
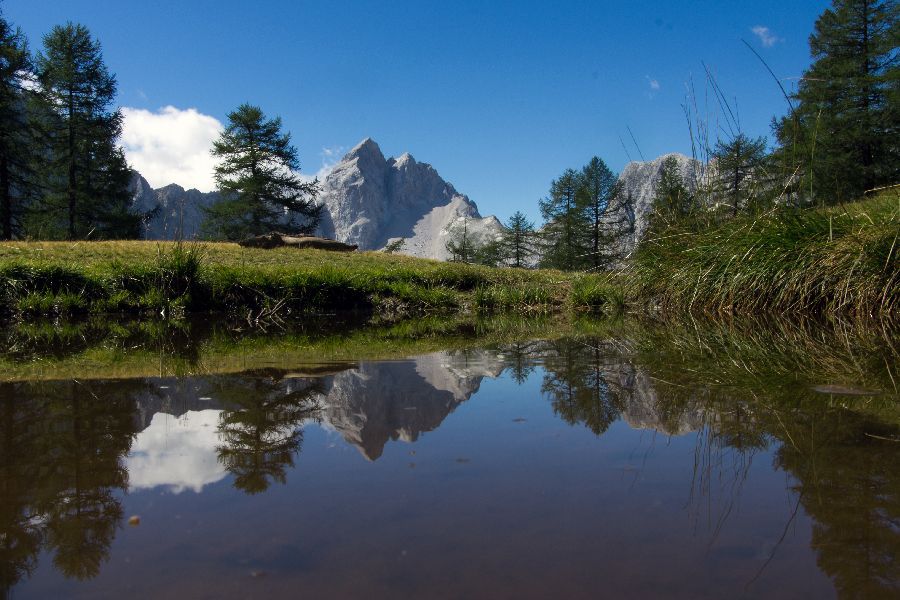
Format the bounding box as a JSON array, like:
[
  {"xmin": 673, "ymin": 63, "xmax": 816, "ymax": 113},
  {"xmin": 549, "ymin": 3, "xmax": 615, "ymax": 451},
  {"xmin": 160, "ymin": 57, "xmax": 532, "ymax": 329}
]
[
  {"xmin": 344, "ymin": 137, "xmax": 386, "ymax": 167},
  {"xmin": 391, "ymin": 151, "xmax": 415, "ymax": 167},
  {"xmin": 612, "ymin": 152, "xmax": 704, "ymax": 255},
  {"xmin": 317, "ymin": 138, "xmax": 502, "ymax": 258},
  {"xmin": 129, "ymin": 172, "xmax": 220, "ymax": 240}
]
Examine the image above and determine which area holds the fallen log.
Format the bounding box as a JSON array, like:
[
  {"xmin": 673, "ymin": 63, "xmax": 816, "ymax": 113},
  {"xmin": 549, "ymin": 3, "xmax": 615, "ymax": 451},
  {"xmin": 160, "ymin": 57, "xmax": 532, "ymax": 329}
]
[{"xmin": 238, "ymin": 232, "xmax": 358, "ymax": 252}]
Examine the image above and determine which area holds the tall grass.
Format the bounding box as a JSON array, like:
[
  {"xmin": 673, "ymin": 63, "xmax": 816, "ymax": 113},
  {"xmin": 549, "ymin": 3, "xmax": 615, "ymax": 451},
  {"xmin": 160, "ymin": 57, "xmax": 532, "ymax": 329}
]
[
  {"xmin": 0, "ymin": 241, "xmax": 620, "ymax": 321},
  {"xmin": 630, "ymin": 192, "xmax": 899, "ymax": 318}
]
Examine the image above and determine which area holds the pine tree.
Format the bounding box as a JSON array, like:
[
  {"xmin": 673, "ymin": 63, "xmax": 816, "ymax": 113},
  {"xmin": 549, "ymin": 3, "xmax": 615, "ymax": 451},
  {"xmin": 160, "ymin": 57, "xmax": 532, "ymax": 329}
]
[
  {"xmin": 474, "ymin": 238, "xmax": 503, "ymax": 267},
  {"xmin": 445, "ymin": 216, "xmax": 476, "ymax": 263},
  {"xmin": 31, "ymin": 23, "xmax": 138, "ymax": 239},
  {"xmin": 539, "ymin": 169, "xmax": 587, "ymax": 271},
  {"xmin": 775, "ymin": 0, "xmax": 899, "ymax": 203},
  {"xmin": 0, "ymin": 6, "xmax": 35, "ymax": 240},
  {"xmin": 499, "ymin": 210, "xmax": 536, "ymax": 268},
  {"xmin": 712, "ymin": 133, "xmax": 767, "ymax": 216},
  {"xmin": 649, "ymin": 156, "xmax": 693, "ymax": 229},
  {"xmin": 577, "ymin": 156, "xmax": 622, "ymax": 270},
  {"xmin": 203, "ymin": 104, "xmax": 320, "ymax": 240}
]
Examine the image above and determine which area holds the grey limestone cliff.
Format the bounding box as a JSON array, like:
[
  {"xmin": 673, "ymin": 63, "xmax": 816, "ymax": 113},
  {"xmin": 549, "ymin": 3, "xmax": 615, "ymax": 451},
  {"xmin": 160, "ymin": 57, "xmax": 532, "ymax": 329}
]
[
  {"xmin": 317, "ymin": 138, "xmax": 504, "ymax": 259},
  {"xmin": 129, "ymin": 172, "xmax": 221, "ymax": 240},
  {"xmin": 613, "ymin": 153, "xmax": 705, "ymax": 255}
]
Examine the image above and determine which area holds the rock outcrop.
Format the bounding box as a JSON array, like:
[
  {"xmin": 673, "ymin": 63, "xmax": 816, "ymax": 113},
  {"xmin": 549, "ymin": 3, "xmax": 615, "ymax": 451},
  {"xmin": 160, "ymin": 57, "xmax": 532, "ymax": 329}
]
[
  {"xmin": 612, "ymin": 153, "xmax": 705, "ymax": 256},
  {"xmin": 129, "ymin": 173, "xmax": 220, "ymax": 240},
  {"xmin": 317, "ymin": 138, "xmax": 504, "ymax": 259},
  {"xmin": 238, "ymin": 232, "xmax": 358, "ymax": 251},
  {"xmin": 129, "ymin": 138, "xmax": 504, "ymax": 260}
]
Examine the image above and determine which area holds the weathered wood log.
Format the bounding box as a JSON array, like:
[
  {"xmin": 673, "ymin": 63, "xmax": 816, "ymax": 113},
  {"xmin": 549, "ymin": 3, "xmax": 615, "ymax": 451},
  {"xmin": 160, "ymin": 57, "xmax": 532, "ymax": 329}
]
[{"xmin": 238, "ymin": 232, "xmax": 358, "ymax": 251}]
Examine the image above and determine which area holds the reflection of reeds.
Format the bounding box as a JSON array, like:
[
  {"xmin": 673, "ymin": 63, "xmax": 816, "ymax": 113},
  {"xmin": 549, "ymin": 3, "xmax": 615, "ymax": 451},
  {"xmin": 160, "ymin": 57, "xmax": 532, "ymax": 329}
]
[
  {"xmin": 629, "ymin": 314, "xmax": 898, "ymax": 404},
  {"xmin": 686, "ymin": 422, "xmax": 759, "ymax": 549}
]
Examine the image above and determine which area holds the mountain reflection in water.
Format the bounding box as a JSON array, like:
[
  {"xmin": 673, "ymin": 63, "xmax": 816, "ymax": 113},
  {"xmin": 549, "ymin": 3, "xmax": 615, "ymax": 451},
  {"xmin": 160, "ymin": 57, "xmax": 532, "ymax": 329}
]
[{"xmin": 0, "ymin": 323, "xmax": 897, "ymax": 599}]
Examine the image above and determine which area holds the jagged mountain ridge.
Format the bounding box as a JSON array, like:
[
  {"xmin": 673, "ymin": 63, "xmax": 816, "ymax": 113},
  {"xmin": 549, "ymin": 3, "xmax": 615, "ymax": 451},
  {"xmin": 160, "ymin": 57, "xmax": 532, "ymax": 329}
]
[
  {"xmin": 129, "ymin": 139, "xmax": 699, "ymax": 261},
  {"xmin": 612, "ymin": 152, "xmax": 704, "ymax": 256},
  {"xmin": 317, "ymin": 138, "xmax": 503, "ymax": 259},
  {"xmin": 129, "ymin": 137, "xmax": 505, "ymax": 259},
  {"xmin": 130, "ymin": 172, "xmax": 221, "ymax": 240}
]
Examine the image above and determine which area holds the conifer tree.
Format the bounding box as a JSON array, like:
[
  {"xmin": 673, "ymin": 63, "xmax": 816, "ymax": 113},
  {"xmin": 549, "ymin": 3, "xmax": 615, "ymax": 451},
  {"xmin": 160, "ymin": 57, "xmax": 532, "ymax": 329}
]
[
  {"xmin": 0, "ymin": 5, "xmax": 35, "ymax": 240},
  {"xmin": 203, "ymin": 104, "xmax": 320, "ymax": 240},
  {"xmin": 499, "ymin": 210, "xmax": 536, "ymax": 268},
  {"xmin": 539, "ymin": 169, "xmax": 587, "ymax": 271},
  {"xmin": 31, "ymin": 23, "xmax": 138, "ymax": 239},
  {"xmin": 474, "ymin": 238, "xmax": 503, "ymax": 267},
  {"xmin": 577, "ymin": 156, "xmax": 622, "ymax": 270},
  {"xmin": 712, "ymin": 133, "xmax": 767, "ymax": 216},
  {"xmin": 775, "ymin": 0, "xmax": 899, "ymax": 202},
  {"xmin": 445, "ymin": 216, "xmax": 476, "ymax": 263},
  {"xmin": 649, "ymin": 156, "xmax": 693, "ymax": 229}
]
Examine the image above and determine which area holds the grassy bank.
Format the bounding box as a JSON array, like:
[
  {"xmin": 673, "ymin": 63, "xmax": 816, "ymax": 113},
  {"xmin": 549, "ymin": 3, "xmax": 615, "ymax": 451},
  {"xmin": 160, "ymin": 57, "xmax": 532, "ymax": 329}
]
[
  {"xmin": 629, "ymin": 191, "xmax": 899, "ymax": 319},
  {"xmin": 2, "ymin": 193, "xmax": 897, "ymax": 323},
  {"xmin": 0, "ymin": 314, "xmax": 620, "ymax": 381},
  {"xmin": 0, "ymin": 241, "xmax": 621, "ymax": 321}
]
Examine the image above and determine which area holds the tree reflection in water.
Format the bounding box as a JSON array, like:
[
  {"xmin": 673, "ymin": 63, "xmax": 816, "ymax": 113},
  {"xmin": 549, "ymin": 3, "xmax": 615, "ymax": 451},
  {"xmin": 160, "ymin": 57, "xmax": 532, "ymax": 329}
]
[
  {"xmin": 529, "ymin": 321, "xmax": 900, "ymax": 598},
  {"xmin": 540, "ymin": 339, "xmax": 623, "ymax": 436},
  {"xmin": 0, "ymin": 383, "xmax": 44, "ymax": 597},
  {"xmin": 212, "ymin": 373, "xmax": 324, "ymax": 495},
  {"xmin": 0, "ymin": 317, "xmax": 895, "ymax": 597},
  {"xmin": 776, "ymin": 407, "xmax": 900, "ymax": 598},
  {"xmin": 0, "ymin": 379, "xmax": 142, "ymax": 593}
]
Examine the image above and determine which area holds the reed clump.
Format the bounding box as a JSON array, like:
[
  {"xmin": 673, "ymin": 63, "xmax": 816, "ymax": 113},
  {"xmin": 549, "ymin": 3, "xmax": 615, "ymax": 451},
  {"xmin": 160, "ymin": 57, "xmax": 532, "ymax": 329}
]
[{"xmin": 629, "ymin": 192, "xmax": 899, "ymax": 319}]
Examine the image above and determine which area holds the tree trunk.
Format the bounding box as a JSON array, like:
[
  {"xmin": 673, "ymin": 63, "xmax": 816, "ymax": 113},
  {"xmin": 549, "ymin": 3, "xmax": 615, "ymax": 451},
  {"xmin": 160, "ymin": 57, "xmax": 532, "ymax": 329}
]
[
  {"xmin": 0, "ymin": 154, "xmax": 10, "ymax": 240},
  {"xmin": 67, "ymin": 91, "xmax": 77, "ymax": 240},
  {"xmin": 860, "ymin": 0, "xmax": 874, "ymax": 190},
  {"xmin": 733, "ymin": 166, "xmax": 740, "ymax": 217}
]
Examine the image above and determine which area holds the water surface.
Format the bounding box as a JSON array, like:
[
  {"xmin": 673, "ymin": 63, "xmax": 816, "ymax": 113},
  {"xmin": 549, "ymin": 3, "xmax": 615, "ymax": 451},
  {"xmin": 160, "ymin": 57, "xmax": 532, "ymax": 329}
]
[{"xmin": 1, "ymin": 320, "xmax": 897, "ymax": 598}]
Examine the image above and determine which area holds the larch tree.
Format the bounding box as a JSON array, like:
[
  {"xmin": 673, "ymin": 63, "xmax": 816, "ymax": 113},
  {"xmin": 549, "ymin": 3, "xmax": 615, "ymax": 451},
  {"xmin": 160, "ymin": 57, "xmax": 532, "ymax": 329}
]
[
  {"xmin": 445, "ymin": 216, "xmax": 477, "ymax": 263},
  {"xmin": 499, "ymin": 210, "xmax": 536, "ymax": 268},
  {"xmin": 0, "ymin": 5, "xmax": 35, "ymax": 240},
  {"xmin": 539, "ymin": 169, "xmax": 586, "ymax": 271},
  {"xmin": 32, "ymin": 23, "xmax": 138, "ymax": 239},
  {"xmin": 203, "ymin": 103, "xmax": 321, "ymax": 240},
  {"xmin": 649, "ymin": 156, "xmax": 693, "ymax": 230},
  {"xmin": 712, "ymin": 133, "xmax": 767, "ymax": 216},
  {"xmin": 577, "ymin": 156, "xmax": 622, "ymax": 270},
  {"xmin": 775, "ymin": 0, "xmax": 899, "ymax": 203}
]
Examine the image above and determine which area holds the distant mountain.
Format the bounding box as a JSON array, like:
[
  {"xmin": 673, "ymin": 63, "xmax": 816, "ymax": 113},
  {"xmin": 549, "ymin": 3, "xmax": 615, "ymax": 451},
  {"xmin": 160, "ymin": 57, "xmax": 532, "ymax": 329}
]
[
  {"xmin": 129, "ymin": 141, "xmax": 700, "ymax": 262},
  {"xmin": 612, "ymin": 153, "xmax": 704, "ymax": 255},
  {"xmin": 129, "ymin": 172, "xmax": 220, "ymax": 240},
  {"xmin": 129, "ymin": 137, "xmax": 504, "ymax": 260},
  {"xmin": 317, "ymin": 138, "xmax": 503, "ymax": 259}
]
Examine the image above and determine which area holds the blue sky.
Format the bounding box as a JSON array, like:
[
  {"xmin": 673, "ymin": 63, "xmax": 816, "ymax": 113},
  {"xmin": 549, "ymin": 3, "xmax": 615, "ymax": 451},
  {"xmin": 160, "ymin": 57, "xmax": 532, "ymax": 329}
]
[{"xmin": 5, "ymin": 0, "xmax": 828, "ymax": 222}]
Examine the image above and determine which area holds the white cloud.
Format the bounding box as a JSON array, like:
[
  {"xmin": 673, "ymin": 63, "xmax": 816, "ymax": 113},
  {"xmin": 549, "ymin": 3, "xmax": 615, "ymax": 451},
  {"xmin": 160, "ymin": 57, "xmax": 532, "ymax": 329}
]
[
  {"xmin": 751, "ymin": 26, "xmax": 782, "ymax": 48},
  {"xmin": 316, "ymin": 145, "xmax": 347, "ymax": 178},
  {"xmin": 645, "ymin": 76, "xmax": 660, "ymax": 99},
  {"xmin": 126, "ymin": 410, "xmax": 227, "ymax": 494},
  {"xmin": 121, "ymin": 106, "xmax": 223, "ymax": 192},
  {"xmin": 299, "ymin": 145, "xmax": 347, "ymax": 184}
]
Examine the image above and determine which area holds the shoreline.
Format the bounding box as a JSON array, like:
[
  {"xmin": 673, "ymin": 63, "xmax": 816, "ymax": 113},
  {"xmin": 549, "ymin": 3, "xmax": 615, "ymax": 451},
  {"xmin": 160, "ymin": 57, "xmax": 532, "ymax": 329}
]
[{"xmin": 1, "ymin": 192, "xmax": 896, "ymax": 325}]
